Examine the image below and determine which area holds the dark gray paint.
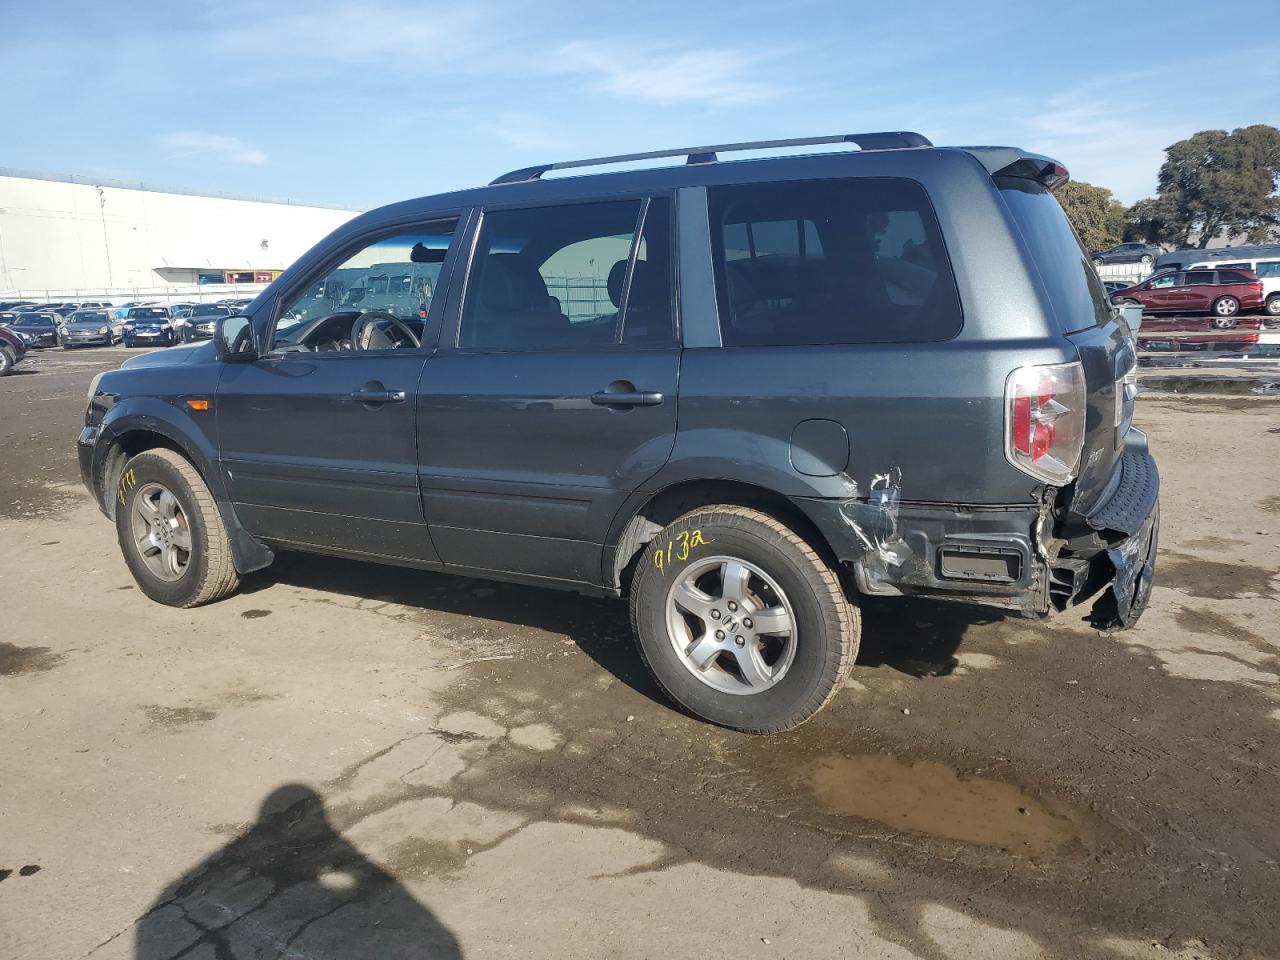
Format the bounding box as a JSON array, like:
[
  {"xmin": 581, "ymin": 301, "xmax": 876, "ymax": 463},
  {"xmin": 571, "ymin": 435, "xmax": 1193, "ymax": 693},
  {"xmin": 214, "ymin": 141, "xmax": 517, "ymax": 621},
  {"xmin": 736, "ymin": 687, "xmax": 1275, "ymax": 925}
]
[{"xmin": 78, "ymin": 140, "xmax": 1148, "ymax": 615}]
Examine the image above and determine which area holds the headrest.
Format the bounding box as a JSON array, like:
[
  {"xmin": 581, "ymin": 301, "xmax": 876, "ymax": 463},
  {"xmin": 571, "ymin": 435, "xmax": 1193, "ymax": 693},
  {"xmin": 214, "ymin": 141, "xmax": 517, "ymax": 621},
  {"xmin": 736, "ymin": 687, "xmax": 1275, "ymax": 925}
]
[
  {"xmin": 479, "ymin": 254, "xmax": 551, "ymax": 311},
  {"xmin": 607, "ymin": 259, "xmax": 628, "ymax": 307}
]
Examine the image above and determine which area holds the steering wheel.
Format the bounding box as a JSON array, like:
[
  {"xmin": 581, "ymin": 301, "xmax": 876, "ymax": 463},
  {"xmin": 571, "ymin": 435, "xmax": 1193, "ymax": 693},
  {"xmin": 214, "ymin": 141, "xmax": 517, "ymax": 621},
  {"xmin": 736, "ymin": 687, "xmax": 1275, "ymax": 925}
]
[{"xmin": 350, "ymin": 310, "xmax": 420, "ymax": 351}]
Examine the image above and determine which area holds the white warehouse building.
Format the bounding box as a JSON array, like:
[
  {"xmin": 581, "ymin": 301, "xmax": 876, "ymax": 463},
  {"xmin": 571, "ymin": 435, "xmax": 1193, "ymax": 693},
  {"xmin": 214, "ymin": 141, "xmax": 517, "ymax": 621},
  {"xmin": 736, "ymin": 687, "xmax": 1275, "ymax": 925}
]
[{"xmin": 0, "ymin": 170, "xmax": 360, "ymax": 299}]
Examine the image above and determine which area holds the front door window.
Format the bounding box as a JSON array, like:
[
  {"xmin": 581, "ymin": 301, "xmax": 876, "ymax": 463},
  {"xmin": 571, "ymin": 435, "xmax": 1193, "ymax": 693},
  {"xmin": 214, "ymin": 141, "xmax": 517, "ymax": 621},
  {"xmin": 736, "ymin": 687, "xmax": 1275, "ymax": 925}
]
[{"xmin": 272, "ymin": 221, "xmax": 457, "ymax": 352}]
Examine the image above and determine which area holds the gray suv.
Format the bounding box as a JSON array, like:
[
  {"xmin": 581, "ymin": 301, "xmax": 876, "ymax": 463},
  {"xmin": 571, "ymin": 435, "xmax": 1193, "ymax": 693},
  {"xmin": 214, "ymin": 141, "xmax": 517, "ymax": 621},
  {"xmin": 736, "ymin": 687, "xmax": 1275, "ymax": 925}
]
[{"xmin": 77, "ymin": 133, "xmax": 1159, "ymax": 733}]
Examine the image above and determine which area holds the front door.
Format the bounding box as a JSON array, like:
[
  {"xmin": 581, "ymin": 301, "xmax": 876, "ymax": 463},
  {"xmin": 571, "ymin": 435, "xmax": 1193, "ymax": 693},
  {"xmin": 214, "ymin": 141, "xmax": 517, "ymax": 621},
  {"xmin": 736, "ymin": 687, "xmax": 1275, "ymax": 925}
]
[
  {"xmin": 418, "ymin": 196, "xmax": 680, "ymax": 586},
  {"xmin": 217, "ymin": 219, "xmax": 462, "ymax": 562}
]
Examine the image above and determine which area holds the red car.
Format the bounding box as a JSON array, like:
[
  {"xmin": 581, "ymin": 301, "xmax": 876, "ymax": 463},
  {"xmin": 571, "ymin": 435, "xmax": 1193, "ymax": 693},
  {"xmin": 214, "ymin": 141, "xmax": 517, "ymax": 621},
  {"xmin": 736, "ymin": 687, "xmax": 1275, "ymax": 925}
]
[{"xmin": 1111, "ymin": 267, "xmax": 1264, "ymax": 328}]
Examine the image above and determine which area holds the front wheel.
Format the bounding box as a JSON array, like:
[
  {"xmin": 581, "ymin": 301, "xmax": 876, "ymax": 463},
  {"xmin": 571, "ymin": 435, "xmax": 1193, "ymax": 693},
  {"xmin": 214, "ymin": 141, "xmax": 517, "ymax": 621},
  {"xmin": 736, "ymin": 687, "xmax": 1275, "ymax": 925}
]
[
  {"xmin": 114, "ymin": 449, "xmax": 240, "ymax": 607},
  {"xmin": 1140, "ymin": 254, "xmax": 1153, "ymax": 266},
  {"xmin": 630, "ymin": 506, "xmax": 858, "ymax": 733},
  {"xmin": 0, "ymin": 346, "xmax": 13, "ymax": 376}
]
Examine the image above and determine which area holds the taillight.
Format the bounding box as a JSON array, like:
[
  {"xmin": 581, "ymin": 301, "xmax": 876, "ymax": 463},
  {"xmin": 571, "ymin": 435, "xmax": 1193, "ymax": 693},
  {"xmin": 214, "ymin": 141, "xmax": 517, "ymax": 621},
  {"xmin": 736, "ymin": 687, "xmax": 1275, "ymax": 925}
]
[{"xmin": 1005, "ymin": 362, "xmax": 1087, "ymax": 484}]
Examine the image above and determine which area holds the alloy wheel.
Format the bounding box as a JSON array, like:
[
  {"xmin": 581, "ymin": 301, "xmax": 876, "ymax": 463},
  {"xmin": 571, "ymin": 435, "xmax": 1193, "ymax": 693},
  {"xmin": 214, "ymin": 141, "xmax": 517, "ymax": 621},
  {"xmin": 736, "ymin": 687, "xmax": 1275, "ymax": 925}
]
[
  {"xmin": 665, "ymin": 555, "xmax": 798, "ymax": 696},
  {"xmin": 128, "ymin": 482, "xmax": 193, "ymax": 582}
]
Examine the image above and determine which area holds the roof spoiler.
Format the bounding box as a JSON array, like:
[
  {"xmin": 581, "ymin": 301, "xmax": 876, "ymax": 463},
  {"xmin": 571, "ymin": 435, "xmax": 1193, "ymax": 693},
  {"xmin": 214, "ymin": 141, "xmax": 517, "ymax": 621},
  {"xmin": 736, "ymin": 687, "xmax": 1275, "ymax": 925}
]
[{"xmin": 961, "ymin": 147, "xmax": 1070, "ymax": 192}]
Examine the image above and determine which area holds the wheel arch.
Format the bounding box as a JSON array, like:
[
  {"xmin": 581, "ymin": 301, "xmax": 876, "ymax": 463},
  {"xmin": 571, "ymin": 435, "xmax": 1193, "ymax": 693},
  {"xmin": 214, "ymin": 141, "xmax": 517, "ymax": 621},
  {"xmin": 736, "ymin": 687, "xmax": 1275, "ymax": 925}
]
[
  {"xmin": 605, "ymin": 478, "xmax": 840, "ymax": 594},
  {"xmin": 95, "ymin": 417, "xmax": 273, "ymax": 575}
]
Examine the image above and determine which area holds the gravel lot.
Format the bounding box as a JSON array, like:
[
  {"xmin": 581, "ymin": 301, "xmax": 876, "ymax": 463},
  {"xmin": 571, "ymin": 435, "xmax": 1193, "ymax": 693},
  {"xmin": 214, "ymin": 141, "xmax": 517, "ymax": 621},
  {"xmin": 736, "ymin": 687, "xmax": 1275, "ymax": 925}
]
[{"xmin": 2, "ymin": 345, "xmax": 1278, "ymax": 960}]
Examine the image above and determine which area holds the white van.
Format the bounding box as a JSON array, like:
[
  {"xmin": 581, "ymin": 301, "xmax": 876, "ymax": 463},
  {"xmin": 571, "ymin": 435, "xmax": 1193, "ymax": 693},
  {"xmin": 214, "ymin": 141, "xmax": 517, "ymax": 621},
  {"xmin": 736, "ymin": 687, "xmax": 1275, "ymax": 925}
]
[{"xmin": 1187, "ymin": 255, "xmax": 1280, "ymax": 316}]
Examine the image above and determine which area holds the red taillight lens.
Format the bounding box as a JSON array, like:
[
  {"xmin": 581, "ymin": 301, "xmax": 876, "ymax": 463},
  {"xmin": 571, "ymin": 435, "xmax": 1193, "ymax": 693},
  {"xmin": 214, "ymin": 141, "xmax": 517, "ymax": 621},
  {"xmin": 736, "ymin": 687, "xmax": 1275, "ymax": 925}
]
[{"xmin": 1005, "ymin": 362, "xmax": 1087, "ymax": 484}]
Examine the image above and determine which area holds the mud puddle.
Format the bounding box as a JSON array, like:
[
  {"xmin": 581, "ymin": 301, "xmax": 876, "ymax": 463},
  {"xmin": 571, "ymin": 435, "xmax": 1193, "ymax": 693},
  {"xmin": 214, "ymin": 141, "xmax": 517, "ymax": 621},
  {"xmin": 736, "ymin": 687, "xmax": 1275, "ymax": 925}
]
[{"xmin": 809, "ymin": 754, "xmax": 1082, "ymax": 856}]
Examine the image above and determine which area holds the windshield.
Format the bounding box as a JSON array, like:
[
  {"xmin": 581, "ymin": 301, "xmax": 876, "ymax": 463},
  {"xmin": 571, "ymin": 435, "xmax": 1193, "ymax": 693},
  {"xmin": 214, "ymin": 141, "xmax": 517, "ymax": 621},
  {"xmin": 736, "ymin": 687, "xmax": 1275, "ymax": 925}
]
[
  {"xmin": 128, "ymin": 308, "xmax": 168, "ymax": 320},
  {"xmin": 191, "ymin": 305, "xmax": 229, "ymax": 317},
  {"xmin": 69, "ymin": 311, "xmax": 108, "ymax": 323},
  {"xmin": 998, "ymin": 178, "xmax": 1111, "ymax": 331},
  {"xmin": 18, "ymin": 314, "xmax": 53, "ymax": 326}
]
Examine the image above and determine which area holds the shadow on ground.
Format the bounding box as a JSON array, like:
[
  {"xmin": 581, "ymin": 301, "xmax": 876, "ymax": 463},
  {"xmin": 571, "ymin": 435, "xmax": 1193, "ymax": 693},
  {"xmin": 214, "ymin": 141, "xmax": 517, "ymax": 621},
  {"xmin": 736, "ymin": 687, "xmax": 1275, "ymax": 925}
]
[
  {"xmin": 134, "ymin": 784, "xmax": 461, "ymax": 959},
  {"xmin": 253, "ymin": 551, "xmax": 998, "ymax": 701}
]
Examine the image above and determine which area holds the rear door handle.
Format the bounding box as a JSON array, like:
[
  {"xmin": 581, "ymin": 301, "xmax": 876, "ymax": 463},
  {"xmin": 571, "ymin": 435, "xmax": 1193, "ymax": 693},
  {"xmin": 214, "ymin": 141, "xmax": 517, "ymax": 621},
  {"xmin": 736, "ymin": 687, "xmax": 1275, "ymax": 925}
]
[
  {"xmin": 590, "ymin": 390, "xmax": 664, "ymax": 407},
  {"xmin": 350, "ymin": 387, "xmax": 406, "ymax": 405}
]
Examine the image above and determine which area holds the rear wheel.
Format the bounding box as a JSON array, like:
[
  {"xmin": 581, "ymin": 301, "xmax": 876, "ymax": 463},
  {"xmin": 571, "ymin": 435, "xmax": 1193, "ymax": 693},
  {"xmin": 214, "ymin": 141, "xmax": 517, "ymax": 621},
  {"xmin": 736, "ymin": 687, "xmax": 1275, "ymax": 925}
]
[
  {"xmin": 1140, "ymin": 254, "xmax": 1153, "ymax": 267},
  {"xmin": 1092, "ymin": 257, "xmax": 1104, "ymax": 268},
  {"xmin": 114, "ymin": 449, "xmax": 240, "ymax": 607},
  {"xmin": 630, "ymin": 506, "xmax": 858, "ymax": 733},
  {"xmin": 0, "ymin": 346, "xmax": 13, "ymax": 376},
  {"xmin": 1211, "ymin": 296, "xmax": 1240, "ymax": 328}
]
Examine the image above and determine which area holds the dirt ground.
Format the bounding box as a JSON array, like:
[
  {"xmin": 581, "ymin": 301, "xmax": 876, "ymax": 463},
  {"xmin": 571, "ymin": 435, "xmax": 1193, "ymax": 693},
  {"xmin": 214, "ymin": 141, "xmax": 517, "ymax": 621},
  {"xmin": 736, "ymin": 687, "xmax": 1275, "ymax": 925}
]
[{"xmin": 1, "ymin": 346, "xmax": 1278, "ymax": 960}]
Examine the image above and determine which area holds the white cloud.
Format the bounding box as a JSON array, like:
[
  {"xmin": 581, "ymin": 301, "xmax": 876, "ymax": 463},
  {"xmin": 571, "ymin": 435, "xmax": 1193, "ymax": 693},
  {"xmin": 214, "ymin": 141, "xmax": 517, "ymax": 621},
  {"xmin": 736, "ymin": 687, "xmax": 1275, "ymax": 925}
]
[
  {"xmin": 556, "ymin": 41, "xmax": 780, "ymax": 108},
  {"xmin": 158, "ymin": 132, "xmax": 268, "ymax": 166}
]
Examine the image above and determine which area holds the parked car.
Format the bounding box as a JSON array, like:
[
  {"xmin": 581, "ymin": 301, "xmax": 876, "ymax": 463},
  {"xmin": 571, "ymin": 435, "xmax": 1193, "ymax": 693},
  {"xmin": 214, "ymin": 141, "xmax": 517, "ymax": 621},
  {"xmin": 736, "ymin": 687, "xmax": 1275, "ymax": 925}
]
[
  {"xmin": 121, "ymin": 307, "xmax": 175, "ymax": 347},
  {"xmin": 77, "ymin": 132, "xmax": 1159, "ymax": 733},
  {"xmin": 60, "ymin": 309, "xmax": 120, "ymax": 348},
  {"xmin": 1091, "ymin": 242, "xmax": 1163, "ymax": 269},
  {"xmin": 0, "ymin": 300, "xmax": 36, "ymax": 311},
  {"xmin": 0, "ymin": 323, "xmax": 28, "ymax": 374},
  {"xmin": 180, "ymin": 303, "xmax": 232, "ymax": 342},
  {"xmin": 0, "ymin": 310, "xmax": 24, "ymax": 327},
  {"xmin": 1154, "ymin": 242, "xmax": 1280, "ymax": 274},
  {"xmin": 1183, "ymin": 254, "xmax": 1280, "ymax": 317},
  {"xmin": 7, "ymin": 311, "xmax": 61, "ymax": 347},
  {"xmin": 1102, "ymin": 280, "xmax": 1132, "ymax": 295},
  {"xmin": 1110, "ymin": 268, "xmax": 1265, "ymax": 327}
]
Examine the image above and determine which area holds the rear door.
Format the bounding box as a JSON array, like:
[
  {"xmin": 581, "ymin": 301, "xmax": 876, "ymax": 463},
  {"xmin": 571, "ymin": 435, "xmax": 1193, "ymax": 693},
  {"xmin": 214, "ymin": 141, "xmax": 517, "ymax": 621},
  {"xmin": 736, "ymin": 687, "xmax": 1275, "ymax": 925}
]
[
  {"xmin": 418, "ymin": 196, "xmax": 680, "ymax": 587},
  {"xmin": 216, "ymin": 218, "xmax": 462, "ymax": 562},
  {"xmin": 1179, "ymin": 270, "xmax": 1218, "ymax": 311}
]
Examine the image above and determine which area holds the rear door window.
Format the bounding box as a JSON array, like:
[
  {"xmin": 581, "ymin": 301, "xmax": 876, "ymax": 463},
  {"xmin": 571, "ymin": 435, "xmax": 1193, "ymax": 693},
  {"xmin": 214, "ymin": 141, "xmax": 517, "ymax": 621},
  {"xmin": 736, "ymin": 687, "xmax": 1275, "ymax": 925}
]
[
  {"xmin": 708, "ymin": 177, "xmax": 962, "ymax": 346},
  {"xmin": 460, "ymin": 198, "xmax": 674, "ymax": 350},
  {"xmin": 997, "ymin": 178, "xmax": 1111, "ymax": 331}
]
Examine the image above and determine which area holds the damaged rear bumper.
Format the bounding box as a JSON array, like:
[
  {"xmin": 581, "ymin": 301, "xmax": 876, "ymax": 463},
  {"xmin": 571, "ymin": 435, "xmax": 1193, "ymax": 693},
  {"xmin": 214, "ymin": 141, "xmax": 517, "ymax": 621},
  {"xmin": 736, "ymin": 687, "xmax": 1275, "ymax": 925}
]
[{"xmin": 796, "ymin": 432, "xmax": 1159, "ymax": 628}]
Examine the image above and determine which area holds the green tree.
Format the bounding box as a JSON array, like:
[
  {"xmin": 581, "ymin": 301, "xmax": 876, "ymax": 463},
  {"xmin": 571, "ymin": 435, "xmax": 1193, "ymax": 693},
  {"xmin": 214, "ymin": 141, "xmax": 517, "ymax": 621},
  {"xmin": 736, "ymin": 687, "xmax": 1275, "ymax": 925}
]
[
  {"xmin": 1130, "ymin": 125, "xmax": 1280, "ymax": 248},
  {"xmin": 1055, "ymin": 180, "xmax": 1129, "ymax": 251}
]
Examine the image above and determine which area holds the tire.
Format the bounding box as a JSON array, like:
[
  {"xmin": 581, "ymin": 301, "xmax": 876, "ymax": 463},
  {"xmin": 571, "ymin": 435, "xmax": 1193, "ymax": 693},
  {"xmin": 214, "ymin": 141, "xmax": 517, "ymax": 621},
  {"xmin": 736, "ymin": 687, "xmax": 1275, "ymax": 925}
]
[
  {"xmin": 1140, "ymin": 254, "xmax": 1153, "ymax": 266},
  {"xmin": 1265, "ymin": 294, "xmax": 1280, "ymax": 317},
  {"xmin": 1092, "ymin": 258, "xmax": 1104, "ymax": 268},
  {"xmin": 114, "ymin": 449, "xmax": 240, "ymax": 608},
  {"xmin": 629, "ymin": 506, "xmax": 858, "ymax": 733},
  {"xmin": 0, "ymin": 346, "xmax": 13, "ymax": 376},
  {"xmin": 1211, "ymin": 296, "xmax": 1240, "ymax": 328}
]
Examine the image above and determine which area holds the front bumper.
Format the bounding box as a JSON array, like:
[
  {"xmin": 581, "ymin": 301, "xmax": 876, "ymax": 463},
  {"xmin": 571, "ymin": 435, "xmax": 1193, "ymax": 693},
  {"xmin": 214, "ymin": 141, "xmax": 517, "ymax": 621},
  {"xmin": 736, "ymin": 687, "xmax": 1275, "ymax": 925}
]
[
  {"xmin": 64, "ymin": 333, "xmax": 112, "ymax": 346},
  {"xmin": 126, "ymin": 330, "xmax": 174, "ymax": 345},
  {"xmin": 78, "ymin": 425, "xmax": 100, "ymax": 505}
]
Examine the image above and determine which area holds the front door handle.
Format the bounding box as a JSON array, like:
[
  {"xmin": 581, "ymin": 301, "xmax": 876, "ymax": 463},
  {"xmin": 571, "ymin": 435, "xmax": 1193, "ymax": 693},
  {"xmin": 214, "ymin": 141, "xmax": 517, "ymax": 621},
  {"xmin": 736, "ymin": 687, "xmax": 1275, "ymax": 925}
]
[
  {"xmin": 350, "ymin": 385, "xmax": 406, "ymax": 405},
  {"xmin": 590, "ymin": 389, "xmax": 664, "ymax": 408}
]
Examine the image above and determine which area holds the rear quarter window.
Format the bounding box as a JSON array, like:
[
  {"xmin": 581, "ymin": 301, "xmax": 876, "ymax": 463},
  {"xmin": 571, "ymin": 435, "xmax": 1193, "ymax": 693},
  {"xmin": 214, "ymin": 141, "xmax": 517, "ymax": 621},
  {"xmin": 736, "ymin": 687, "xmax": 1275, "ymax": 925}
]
[
  {"xmin": 997, "ymin": 178, "xmax": 1111, "ymax": 332},
  {"xmin": 708, "ymin": 177, "xmax": 962, "ymax": 346}
]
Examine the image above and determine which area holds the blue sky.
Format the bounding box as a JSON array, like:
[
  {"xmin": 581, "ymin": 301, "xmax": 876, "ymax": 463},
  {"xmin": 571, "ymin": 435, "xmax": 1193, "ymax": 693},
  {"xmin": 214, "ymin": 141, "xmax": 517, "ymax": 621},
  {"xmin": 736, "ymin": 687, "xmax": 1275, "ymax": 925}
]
[{"xmin": 5, "ymin": 0, "xmax": 1277, "ymax": 209}]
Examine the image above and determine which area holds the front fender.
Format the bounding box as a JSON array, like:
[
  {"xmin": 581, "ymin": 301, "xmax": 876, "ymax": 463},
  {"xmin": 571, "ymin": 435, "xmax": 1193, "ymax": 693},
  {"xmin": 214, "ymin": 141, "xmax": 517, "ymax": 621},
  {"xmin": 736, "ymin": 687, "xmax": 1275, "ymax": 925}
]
[{"xmin": 88, "ymin": 396, "xmax": 273, "ymax": 575}]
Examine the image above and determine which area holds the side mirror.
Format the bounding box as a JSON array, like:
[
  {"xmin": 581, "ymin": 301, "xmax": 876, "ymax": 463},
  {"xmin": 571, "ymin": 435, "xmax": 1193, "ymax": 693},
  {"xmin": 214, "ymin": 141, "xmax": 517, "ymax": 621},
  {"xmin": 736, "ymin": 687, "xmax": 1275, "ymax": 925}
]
[{"xmin": 214, "ymin": 314, "xmax": 257, "ymax": 362}]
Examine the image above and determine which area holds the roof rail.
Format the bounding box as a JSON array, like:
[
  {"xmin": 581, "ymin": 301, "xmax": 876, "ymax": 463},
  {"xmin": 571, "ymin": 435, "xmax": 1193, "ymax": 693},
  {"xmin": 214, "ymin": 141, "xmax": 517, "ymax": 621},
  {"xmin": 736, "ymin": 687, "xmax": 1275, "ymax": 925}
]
[{"xmin": 489, "ymin": 132, "xmax": 932, "ymax": 185}]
